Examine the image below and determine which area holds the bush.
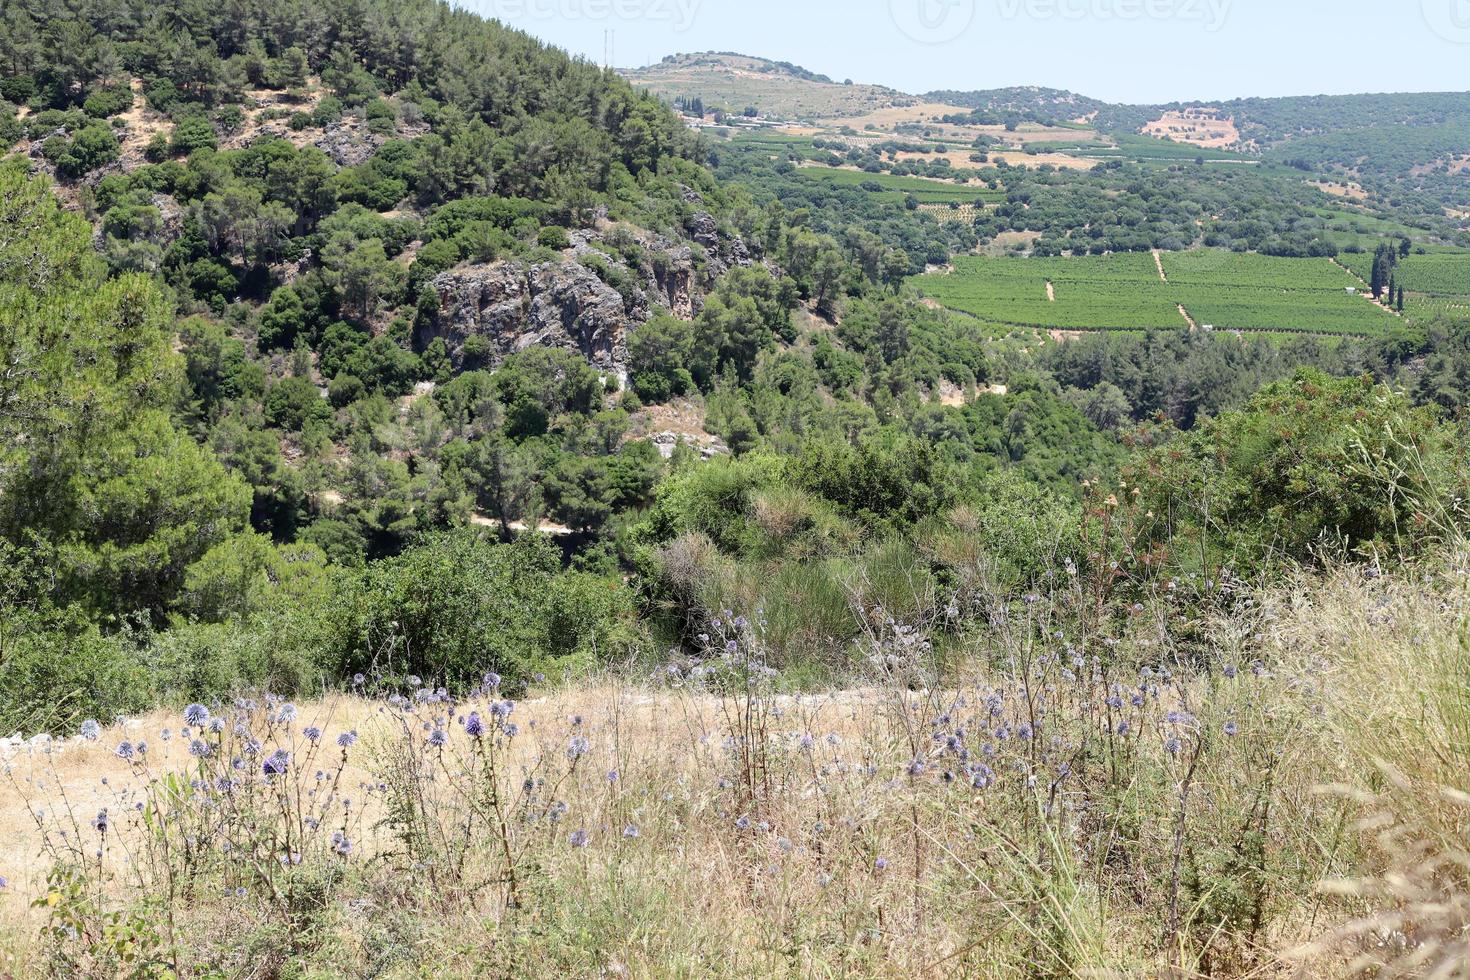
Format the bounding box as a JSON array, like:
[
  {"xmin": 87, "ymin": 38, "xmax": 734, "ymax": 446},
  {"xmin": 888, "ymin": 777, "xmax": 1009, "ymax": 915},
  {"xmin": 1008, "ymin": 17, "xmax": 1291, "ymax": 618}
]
[
  {"xmin": 170, "ymin": 116, "xmax": 218, "ymax": 155},
  {"xmin": 332, "ymin": 532, "xmax": 642, "ymax": 688}
]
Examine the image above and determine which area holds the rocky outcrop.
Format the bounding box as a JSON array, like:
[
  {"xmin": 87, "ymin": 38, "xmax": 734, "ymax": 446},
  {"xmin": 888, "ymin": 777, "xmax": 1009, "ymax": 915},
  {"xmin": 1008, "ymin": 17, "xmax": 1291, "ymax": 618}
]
[{"xmin": 423, "ymin": 259, "xmax": 635, "ymax": 379}]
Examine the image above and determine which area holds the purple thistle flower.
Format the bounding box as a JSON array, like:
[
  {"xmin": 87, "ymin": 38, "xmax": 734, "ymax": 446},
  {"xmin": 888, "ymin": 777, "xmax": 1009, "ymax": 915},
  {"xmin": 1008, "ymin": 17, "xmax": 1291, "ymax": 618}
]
[
  {"xmin": 188, "ymin": 739, "xmax": 210, "ymax": 758},
  {"xmin": 623, "ymin": 824, "xmax": 640, "ymax": 838},
  {"xmin": 568, "ymin": 829, "xmax": 590, "ymax": 848},
  {"xmin": 465, "ymin": 713, "xmax": 485, "ymax": 739},
  {"xmin": 303, "ymin": 726, "xmax": 322, "ymax": 742},
  {"xmin": 483, "ymin": 671, "xmax": 502, "ymax": 690},
  {"xmin": 428, "ymin": 728, "xmax": 448, "ymax": 748},
  {"xmin": 114, "ymin": 742, "xmax": 135, "ymax": 761},
  {"xmin": 336, "ymin": 730, "xmax": 358, "ymax": 749},
  {"xmin": 79, "ymin": 719, "xmax": 101, "ymax": 741},
  {"xmin": 1165, "ymin": 737, "xmax": 1182, "ymax": 756},
  {"xmin": 1223, "ymin": 721, "xmax": 1239, "ymax": 737},
  {"xmin": 874, "ymin": 856, "xmax": 888, "ymax": 871},
  {"xmin": 567, "ymin": 735, "xmax": 589, "ymax": 760},
  {"xmin": 184, "ymin": 704, "xmax": 209, "ymax": 726},
  {"xmin": 352, "ymin": 673, "xmax": 365, "ymax": 686},
  {"xmin": 263, "ymin": 750, "xmax": 289, "ymax": 777},
  {"xmin": 735, "ymin": 814, "xmax": 751, "ymax": 830}
]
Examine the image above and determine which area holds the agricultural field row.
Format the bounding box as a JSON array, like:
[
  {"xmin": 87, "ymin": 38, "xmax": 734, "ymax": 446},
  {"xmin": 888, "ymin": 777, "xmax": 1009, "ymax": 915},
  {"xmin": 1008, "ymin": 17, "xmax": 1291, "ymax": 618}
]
[
  {"xmin": 917, "ymin": 251, "xmax": 1405, "ymax": 336},
  {"xmin": 1336, "ymin": 249, "xmax": 1470, "ymax": 298},
  {"xmin": 791, "ymin": 166, "xmax": 1004, "ymax": 204}
]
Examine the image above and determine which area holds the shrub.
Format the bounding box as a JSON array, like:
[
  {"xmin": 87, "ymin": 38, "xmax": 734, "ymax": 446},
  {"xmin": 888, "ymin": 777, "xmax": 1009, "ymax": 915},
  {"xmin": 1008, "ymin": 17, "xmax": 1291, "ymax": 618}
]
[{"xmin": 331, "ymin": 532, "xmax": 642, "ymax": 688}]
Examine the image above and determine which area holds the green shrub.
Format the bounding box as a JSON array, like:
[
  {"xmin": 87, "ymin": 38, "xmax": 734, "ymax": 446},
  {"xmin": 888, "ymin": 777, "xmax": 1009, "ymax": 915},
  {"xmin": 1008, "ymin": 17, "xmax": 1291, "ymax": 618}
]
[{"xmin": 331, "ymin": 532, "xmax": 642, "ymax": 688}]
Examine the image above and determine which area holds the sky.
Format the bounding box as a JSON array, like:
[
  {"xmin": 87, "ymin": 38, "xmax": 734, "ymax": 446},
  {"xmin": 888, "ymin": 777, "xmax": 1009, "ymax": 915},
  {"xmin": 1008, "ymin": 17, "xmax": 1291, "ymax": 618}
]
[{"xmin": 459, "ymin": 0, "xmax": 1470, "ymax": 104}]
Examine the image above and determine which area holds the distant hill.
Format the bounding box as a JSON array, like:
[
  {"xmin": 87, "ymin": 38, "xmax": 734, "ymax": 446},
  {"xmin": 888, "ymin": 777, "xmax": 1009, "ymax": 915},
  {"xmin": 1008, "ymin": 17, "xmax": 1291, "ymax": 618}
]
[{"xmin": 621, "ymin": 52, "xmax": 918, "ymax": 121}]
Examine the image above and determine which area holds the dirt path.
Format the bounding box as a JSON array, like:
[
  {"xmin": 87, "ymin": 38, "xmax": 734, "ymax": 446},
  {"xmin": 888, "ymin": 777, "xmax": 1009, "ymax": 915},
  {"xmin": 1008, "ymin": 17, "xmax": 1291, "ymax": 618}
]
[
  {"xmin": 1152, "ymin": 250, "xmax": 1169, "ymax": 282},
  {"xmin": 1045, "ymin": 280, "xmax": 1055, "ymax": 302},
  {"xmin": 1177, "ymin": 304, "xmax": 1197, "ymax": 330}
]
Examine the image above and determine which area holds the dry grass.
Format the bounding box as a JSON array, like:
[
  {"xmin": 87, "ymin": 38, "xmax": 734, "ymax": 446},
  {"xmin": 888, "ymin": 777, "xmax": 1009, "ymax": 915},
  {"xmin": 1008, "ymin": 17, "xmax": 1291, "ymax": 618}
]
[{"xmin": 5, "ymin": 553, "xmax": 1470, "ymax": 976}]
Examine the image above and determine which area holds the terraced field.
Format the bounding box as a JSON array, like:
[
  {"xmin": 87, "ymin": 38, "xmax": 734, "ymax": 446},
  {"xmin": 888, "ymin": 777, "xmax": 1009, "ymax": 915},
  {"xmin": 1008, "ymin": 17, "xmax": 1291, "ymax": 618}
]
[{"xmin": 917, "ymin": 251, "xmax": 1404, "ymax": 336}]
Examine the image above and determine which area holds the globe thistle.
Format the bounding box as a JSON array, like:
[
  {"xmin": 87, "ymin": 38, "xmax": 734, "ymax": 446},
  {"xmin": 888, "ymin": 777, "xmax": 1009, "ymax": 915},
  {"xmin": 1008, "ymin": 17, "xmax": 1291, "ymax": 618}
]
[
  {"xmin": 336, "ymin": 730, "xmax": 358, "ymax": 749},
  {"xmin": 79, "ymin": 719, "xmax": 101, "ymax": 741},
  {"xmin": 262, "ymin": 750, "xmax": 289, "ymax": 777},
  {"xmin": 1223, "ymin": 664, "xmax": 1238, "ymax": 679},
  {"xmin": 622, "ymin": 824, "xmax": 640, "ymax": 839},
  {"xmin": 303, "ymin": 726, "xmax": 322, "ymax": 742},
  {"xmin": 567, "ymin": 735, "xmax": 589, "ymax": 760},
  {"xmin": 352, "ymin": 673, "xmax": 365, "ymax": 686},
  {"xmin": 427, "ymin": 728, "xmax": 448, "ymax": 748},
  {"xmin": 874, "ymin": 856, "xmax": 888, "ymax": 871},
  {"xmin": 114, "ymin": 741, "xmax": 135, "ymax": 761},
  {"xmin": 1165, "ymin": 737, "xmax": 1181, "ymax": 756},
  {"xmin": 276, "ymin": 703, "xmax": 298, "ymax": 724},
  {"xmin": 568, "ymin": 829, "xmax": 590, "ymax": 848},
  {"xmin": 464, "ymin": 712, "xmax": 485, "ymax": 739},
  {"xmin": 1223, "ymin": 721, "xmax": 1239, "ymax": 737},
  {"xmin": 735, "ymin": 814, "xmax": 751, "ymax": 830},
  {"xmin": 188, "ymin": 739, "xmax": 210, "ymax": 758},
  {"xmin": 184, "ymin": 704, "xmax": 210, "ymax": 726},
  {"xmin": 483, "ymin": 671, "xmax": 502, "ymax": 690}
]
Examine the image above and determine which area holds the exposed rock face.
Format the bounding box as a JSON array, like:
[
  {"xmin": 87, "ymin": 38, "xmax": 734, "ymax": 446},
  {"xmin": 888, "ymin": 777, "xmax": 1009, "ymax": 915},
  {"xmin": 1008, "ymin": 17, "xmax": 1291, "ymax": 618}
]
[{"xmin": 423, "ymin": 260, "xmax": 635, "ymax": 379}]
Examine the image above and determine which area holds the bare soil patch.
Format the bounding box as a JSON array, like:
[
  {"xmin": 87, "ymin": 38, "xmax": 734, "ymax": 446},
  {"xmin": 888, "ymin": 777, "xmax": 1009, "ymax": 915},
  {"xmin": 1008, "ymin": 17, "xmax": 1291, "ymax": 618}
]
[{"xmin": 1140, "ymin": 108, "xmax": 1239, "ymax": 148}]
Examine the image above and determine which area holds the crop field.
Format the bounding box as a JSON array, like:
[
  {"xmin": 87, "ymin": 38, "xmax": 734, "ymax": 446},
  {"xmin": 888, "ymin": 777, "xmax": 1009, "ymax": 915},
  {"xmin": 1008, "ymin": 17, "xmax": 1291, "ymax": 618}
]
[
  {"xmin": 917, "ymin": 253, "xmax": 1183, "ymax": 330},
  {"xmin": 791, "ymin": 166, "xmax": 1004, "ymax": 205},
  {"xmin": 1337, "ymin": 249, "xmax": 1470, "ymax": 296},
  {"xmin": 1162, "ymin": 252, "xmax": 1398, "ymax": 334},
  {"xmin": 917, "ymin": 250, "xmax": 1404, "ymax": 335}
]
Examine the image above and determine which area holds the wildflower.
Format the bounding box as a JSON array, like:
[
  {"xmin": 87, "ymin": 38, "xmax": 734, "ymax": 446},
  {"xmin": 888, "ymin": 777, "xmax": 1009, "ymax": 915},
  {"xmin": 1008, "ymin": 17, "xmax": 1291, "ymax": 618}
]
[
  {"xmin": 465, "ymin": 713, "xmax": 485, "ymax": 739},
  {"xmin": 1223, "ymin": 721, "xmax": 1239, "ymax": 737},
  {"xmin": 276, "ymin": 703, "xmax": 298, "ymax": 724},
  {"xmin": 331, "ymin": 832, "xmax": 352, "ymax": 855},
  {"xmin": 1223, "ymin": 664, "xmax": 1238, "ymax": 679},
  {"xmin": 907, "ymin": 757, "xmax": 926, "ymax": 777},
  {"xmin": 490, "ymin": 700, "xmax": 514, "ymax": 719},
  {"xmin": 114, "ymin": 741, "xmax": 135, "ymax": 761},
  {"xmin": 0, "ymin": 876, "xmax": 7, "ymax": 890},
  {"xmin": 234, "ymin": 886, "xmax": 247, "ymax": 898},
  {"xmin": 777, "ymin": 836, "xmax": 793, "ymax": 853},
  {"xmin": 606, "ymin": 769, "xmax": 619, "ymax": 783},
  {"xmin": 568, "ymin": 829, "xmax": 590, "ymax": 848},
  {"xmin": 79, "ymin": 719, "xmax": 101, "ymax": 741},
  {"xmin": 427, "ymin": 728, "xmax": 448, "ymax": 748},
  {"xmin": 817, "ymin": 872, "xmax": 832, "ymax": 888},
  {"xmin": 352, "ymin": 673, "xmax": 365, "ymax": 686},
  {"xmin": 1117, "ymin": 721, "xmax": 1131, "ymax": 736},
  {"xmin": 483, "ymin": 671, "xmax": 501, "ymax": 690},
  {"xmin": 337, "ymin": 730, "xmax": 358, "ymax": 749},
  {"xmin": 622, "ymin": 824, "xmax": 640, "ymax": 839},
  {"xmin": 799, "ymin": 733, "xmax": 815, "ymax": 750},
  {"xmin": 303, "ymin": 726, "xmax": 322, "ymax": 742},
  {"xmin": 567, "ymin": 735, "xmax": 589, "ymax": 760},
  {"xmin": 91, "ymin": 810, "xmax": 109, "ymax": 833},
  {"xmin": 874, "ymin": 856, "xmax": 888, "ymax": 871},
  {"xmin": 735, "ymin": 814, "xmax": 751, "ymax": 830},
  {"xmin": 1165, "ymin": 737, "xmax": 1181, "ymax": 756},
  {"xmin": 188, "ymin": 739, "xmax": 210, "ymax": 758},
  {"xmin": 184, "ymin": 704, "xmax": 210, "ymax": 726},
  {"xmin": 504, "ymin": 723, "xmax": 519, "ymax": 737},
  {"xmin": 407, "ymin": 675, "xmax": 421, "ymax": 688},
  {"xmin": 263, "ymin": 750, "xmax": 289, "ymax": 777}
]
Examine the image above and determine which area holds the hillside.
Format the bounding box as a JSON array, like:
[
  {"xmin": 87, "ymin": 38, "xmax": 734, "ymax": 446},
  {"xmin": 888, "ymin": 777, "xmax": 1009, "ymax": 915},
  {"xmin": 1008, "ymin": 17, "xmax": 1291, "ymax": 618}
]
[
  {"xmin": 622, "ymin": 52, "xmax": 916, "ymax": 121},
  {"xmin": 5, "ymin": 17, "xmax": 1470, "ymax": 979}
]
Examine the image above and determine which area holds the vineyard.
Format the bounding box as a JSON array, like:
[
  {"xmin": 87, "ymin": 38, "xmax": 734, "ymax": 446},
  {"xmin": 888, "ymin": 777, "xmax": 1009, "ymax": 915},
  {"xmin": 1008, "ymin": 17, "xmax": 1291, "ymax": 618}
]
[
  {"xmin": 917, "ymin": 250, "xmax": 1404, "ymax": 336},
  {"xmin": 1335, "ymin": 249, "xmax": 1470, "ymax": 318},
  {"xmin": 792, "ymin": 166, "xmax": 1003, "ymax": 205}
]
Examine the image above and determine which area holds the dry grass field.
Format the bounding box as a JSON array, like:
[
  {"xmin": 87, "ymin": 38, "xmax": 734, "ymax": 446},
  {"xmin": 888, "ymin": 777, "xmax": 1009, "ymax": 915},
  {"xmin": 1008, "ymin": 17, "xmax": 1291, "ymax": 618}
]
[{"xmin": 4, "ymin": 554, "xmax": 1469, "ymax": 977}]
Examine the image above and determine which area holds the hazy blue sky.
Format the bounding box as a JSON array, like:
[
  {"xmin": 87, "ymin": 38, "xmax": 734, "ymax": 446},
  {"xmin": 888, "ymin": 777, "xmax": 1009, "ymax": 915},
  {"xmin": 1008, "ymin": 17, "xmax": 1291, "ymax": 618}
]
[{"xmin": 460, "ymin": 0, "xmax": 1470, "ymax": 103}]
